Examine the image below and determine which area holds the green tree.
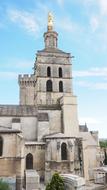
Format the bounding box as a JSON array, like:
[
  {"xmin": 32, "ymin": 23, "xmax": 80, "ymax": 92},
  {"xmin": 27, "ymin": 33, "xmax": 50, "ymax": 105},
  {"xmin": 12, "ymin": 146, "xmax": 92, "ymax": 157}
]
[
  {"xmin": 99, "ymin": 141, "xmax": 107, "ymax": 148},
  {"xmin": 45, "ymin": 172, "xmax": 65, "ymax": 190},
  {"xmin": 99, "ymin": 140, "xmax": 107, "ymax": 165},
  {"xmin": 0, "ymin": 179, "xmax": 10, "ymax": 190},
  {"xmin": 104, "ymin": 150, "xmax": 107, "ymax": 165}
]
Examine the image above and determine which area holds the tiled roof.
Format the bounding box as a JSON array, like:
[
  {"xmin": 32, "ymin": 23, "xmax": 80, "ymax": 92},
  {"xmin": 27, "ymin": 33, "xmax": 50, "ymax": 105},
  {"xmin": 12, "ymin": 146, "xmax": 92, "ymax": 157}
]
[
  {"xmin": 0, "ymin": 105, "xmax": 49, "ymax": 121},
  {"xmin": 0, "ymin": 105, "xmax": 38, "ymax": 116},
  {"xmin": 44, "ymin": 133, "xmax": 76, "ymax": 139},
  {"xmin": 0, "ymin": 126, "xmax": 21, "ymax": 133},
  {"xmin": 38, "ymin": 47, "xmax": 69, "ymax": 54}
]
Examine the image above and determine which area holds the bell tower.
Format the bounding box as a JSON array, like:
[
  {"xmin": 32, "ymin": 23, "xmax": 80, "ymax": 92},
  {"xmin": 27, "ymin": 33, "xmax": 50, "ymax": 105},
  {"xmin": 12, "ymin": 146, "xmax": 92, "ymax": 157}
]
[
  {"xmin": 33, "ymin": 12, "xmax": 73, "ymax": 106},
  {"xmin": 19, "ymin": 13, "xmax": 73, "ymax": 106},
  {"xmin": 18, "ymin": 12, "xmax": 79, "ymax": 136}
]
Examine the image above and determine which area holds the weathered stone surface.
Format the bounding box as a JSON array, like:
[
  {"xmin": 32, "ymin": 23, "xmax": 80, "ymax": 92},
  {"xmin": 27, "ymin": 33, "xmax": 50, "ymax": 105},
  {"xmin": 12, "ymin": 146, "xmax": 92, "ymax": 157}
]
[
  {"xmin": 61, "ymin": 174, "xmax": 85, "ymax": 190},
  {"xmin": 26, "ymin": 170, "xmax": 40, "ymax": 190},
  {"xmin": 0, "ymin": 105, "xmax": 37, "ymax": 116}
]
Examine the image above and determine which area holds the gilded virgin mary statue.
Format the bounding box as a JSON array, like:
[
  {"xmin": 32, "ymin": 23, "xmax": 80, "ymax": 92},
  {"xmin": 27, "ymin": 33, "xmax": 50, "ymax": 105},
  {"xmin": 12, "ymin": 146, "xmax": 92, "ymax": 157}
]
[{"xmin": 48, "ymin": 12, "xmax": 54, "ymax": 31}]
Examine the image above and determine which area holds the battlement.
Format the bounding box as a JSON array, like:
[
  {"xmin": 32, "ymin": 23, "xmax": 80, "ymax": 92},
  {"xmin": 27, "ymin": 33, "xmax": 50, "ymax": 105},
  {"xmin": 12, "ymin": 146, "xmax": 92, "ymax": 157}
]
[
  {"xmin": 18, "ymin": 74, "xmax": 35, "ymax": 79},
  {"xmin": 18, "ymin": 74, "xmax": 36, "ymax": 86}
]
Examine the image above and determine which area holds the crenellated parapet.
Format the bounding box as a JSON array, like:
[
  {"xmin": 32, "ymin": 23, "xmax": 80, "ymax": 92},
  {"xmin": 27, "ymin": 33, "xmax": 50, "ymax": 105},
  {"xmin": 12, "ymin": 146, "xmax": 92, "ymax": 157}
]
[{"xmin": 18, "ymin": 74, "xmax": 36, "ymax": 86}]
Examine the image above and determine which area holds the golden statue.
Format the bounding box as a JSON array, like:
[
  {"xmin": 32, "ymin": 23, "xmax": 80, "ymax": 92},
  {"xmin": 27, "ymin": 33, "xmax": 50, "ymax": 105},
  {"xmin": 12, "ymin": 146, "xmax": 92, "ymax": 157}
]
[{"xmin": 48, "ymin": 12, "xmax": 53, "ymax": 31}]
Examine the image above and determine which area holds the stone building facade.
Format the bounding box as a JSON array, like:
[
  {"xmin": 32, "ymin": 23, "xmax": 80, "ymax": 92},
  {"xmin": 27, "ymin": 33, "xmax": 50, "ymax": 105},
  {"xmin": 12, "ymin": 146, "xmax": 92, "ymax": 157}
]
[{"xmin": 0, "ymin": 13, "xmax": 100, "ymax": 190}]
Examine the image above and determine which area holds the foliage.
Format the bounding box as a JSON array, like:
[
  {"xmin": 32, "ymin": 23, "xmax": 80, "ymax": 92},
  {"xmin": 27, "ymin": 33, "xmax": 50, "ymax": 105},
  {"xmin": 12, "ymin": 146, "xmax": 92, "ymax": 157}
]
[
  {"xmin": 99, "ymin": 141, "xmax": 107, "ymax": 165},
  {"xmin": 0, "ymin": 179, "xmax": 10, "ymax": 190},
  {"xmin": 104, "ymin": 151, "xmax": 107, "ymax": 165},
  {"xmin": 45, "ymin": 172, "xmax": 65, "ymax": 190},
  {"xmin": 99, "ymin": 141, "xmax": 107, "ymax": 148}
]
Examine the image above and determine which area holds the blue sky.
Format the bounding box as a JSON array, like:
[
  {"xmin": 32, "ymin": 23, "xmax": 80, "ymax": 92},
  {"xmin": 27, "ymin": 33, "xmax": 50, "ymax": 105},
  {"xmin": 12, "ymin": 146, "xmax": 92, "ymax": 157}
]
[{"xmin": 0, "ymin": 0, "xmax": 107, "ymax": 138}]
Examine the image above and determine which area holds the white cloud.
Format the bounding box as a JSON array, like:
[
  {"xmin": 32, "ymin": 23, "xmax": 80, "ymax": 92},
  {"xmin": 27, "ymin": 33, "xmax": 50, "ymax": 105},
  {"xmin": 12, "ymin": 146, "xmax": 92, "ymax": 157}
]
[
  {"xmin": 79, "ymin": 117, "xmax": 100, "ymax": 125},
  {"xmin": 73, "ymin": 67, "xmax": 107, "ymax": 77},
  {"xmin": 79, "ymin": 116, "xmax": 107, "ymax": 138},
  {"xmin": 57, "ymin": 17, "xmax": 82, "ymax": 33},
  {"xmin": 8, "ymin": 59, "xmax": 33, "ymax": 69},
  {"xmin": 57, "ymin": 0, "xmax": 64, "ymax": 7},
  {"xmin": 99, "ymin": 0, "xmax": 107, "ymax": 15},
  {"xmin": 76, "ymin": 80, "xmax": 107, "ymax": 90},
  {"xmin": 74, "ymin": 67, "xmax": 107, "ymax": 90},
  {"xmin": 94, "ymin": 82, "xmax": 107, "ymax": 90},
  {"xmin": 75, "ymin": 81, "xmax": 90, "ymax": 87},
  {"xmin": 77, "ymin": 0, "xmax": 107, "ymax": 38},
  {"xmin": 8, "ymin": 9, "xmax": 39, "ymax": 34},
  {"xmin": 0, "ymin": 71, "xmax": 18, "ymax": 79},
  {"xmin": 89, "ymin": 0, "xmax": 107, "ymax": 33},
  {"xmin": 57, "ymin": 18, "xmax": 73, "ymax": 32},
  {"xmin": 90, "ymin": 16, "xmax": 99, "ymax": 32},
  {"xmin": 0, "ymin": 58, "xmax": 33, "ymax": 71},
  {"xmin": 0, "ymin": 59, "xmax": 33, "ymax": 79}
]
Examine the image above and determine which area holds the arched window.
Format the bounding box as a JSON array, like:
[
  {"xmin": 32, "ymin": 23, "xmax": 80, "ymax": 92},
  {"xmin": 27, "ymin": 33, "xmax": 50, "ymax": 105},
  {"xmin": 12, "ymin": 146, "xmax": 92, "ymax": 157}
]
[
  {"xmin": 59, "ymin": 81, "xmax": 63, "ymax": 92},
  {"xmin": 46, "ymin": 80, "xmax": 53, "ymax": 92},
  {"xmin": 47, "ymin": 67, "xmax": 51, "ymax": 77},
  {"xmin": 59, "ymin": 67, "xmax": 63, "ymax": 78},
  {"xmin": 0, "ymin": 136, "xmax": 3, "ymax": 156},
  {"xmin": 61, "ymin": 143, "xmax": 67, "ymax": 160},
  {"xmin": 26, "ymin": 153, "xmax": 33, "ymax": 169}
]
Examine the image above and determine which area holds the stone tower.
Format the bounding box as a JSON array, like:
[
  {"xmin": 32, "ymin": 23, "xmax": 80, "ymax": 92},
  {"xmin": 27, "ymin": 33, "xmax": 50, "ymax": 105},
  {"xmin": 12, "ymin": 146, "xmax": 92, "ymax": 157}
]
[
  {"xmin": 18, "ymin": 13, "xmax": 73, "ymax": 106},
  {"xmin": 18, "ymin": 13, "xmax": 79, "ymax": 137}
]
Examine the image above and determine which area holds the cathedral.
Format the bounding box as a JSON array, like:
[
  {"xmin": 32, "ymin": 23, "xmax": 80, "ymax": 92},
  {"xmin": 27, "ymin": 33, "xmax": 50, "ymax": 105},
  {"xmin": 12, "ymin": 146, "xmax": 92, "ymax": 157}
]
[{"xmin": 0, "ymin": 13, "xmax": 100, "ymax": 190}]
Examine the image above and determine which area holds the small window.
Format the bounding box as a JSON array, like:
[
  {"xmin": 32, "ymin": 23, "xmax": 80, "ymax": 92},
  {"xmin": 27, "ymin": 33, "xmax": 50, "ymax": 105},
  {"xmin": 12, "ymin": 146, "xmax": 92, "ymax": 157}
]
[
  {"xmin": 61, "ymin": 143, "xmax": 67, "ymax": 160},
  {"xmin": 26, "ymin": 153, "xmax": 33, "ymax": 169},
  {"xmin": 59, "ymin": 68, "xmax": 63, "ymax": 78},
  {"xmin": 12, "ymin": 118, "xmax": 20, "ymax": 123},
  {"xmin": 47, "ymin": 67, "xmax": 51, "ymax": 77},
  {"xmin": 0, "ymin": 136, "xmax": 3, "ymax": 156},
  {"xmin": 59, "ymin": 81, "xmax": 63, "ymax": 92},
  {"xmin": 46, "ymin": 80, "xmax": 53, "ymax": 92}
]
